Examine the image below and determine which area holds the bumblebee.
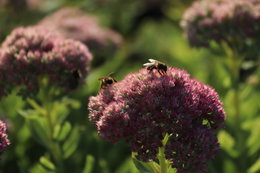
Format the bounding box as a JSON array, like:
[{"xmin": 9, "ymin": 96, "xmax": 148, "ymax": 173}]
[
  {"xmin": 98, "ymin": 72, "xmax": 117, "ymax": 89},
  {"xmin": 143, "ymin": 59, "xmax": 167, "ymax": 75},
  {"xmin": 68, "ymin": 70, "xmax": 81, "ymax": 90}
]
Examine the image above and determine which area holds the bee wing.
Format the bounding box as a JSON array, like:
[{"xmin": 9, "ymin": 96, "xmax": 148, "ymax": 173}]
[
  {"xmin": 99, "ymin": 72, "xmax": 115, "ymax": 80},
  {"xmin": 143, "ymin": 62, "xmax": 154, "ymax": 67},
  {"xmin": 107, "ymin": 72, "xmax": 115, "ymax": 76},
  {"xmin": 148, "ymin": 59, "xmax": 157, "ymax": 63}
]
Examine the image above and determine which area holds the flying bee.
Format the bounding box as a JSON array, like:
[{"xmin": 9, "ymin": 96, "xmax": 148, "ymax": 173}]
[
  {"xmin": 98, "ymin": 72, "xmax": 117, "ymax": 89},
  {"xmin": 68, "ymin": 70, "xmax": 81, "ymax": 90},
  {"xmin": 143, "ymin": 59, "xmax": 167, "ymax": 75}
]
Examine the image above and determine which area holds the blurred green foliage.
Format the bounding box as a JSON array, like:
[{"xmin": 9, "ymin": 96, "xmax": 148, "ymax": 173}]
[{"xmin": 0, "ymin": 0, "xmax": 259, "ymax": 173}]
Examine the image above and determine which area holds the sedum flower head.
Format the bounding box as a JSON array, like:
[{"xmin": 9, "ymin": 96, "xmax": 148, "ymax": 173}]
[
  {"xmin": 88, "ymin": 67, "xmax": 226, "ymax": 172},
  {"xmin": 0, "ymin": 120, "xmax": 10, "ymax": 156},
  {"xmin": 181, "ymin": 0, "xmax": 260, "ymax": 47},
  {"xmin": 39, "ymin": 8, "xmax": 122, "ymax": 52},
  {"xmin": 0, "ymin": 26, "xmax": 92, "ymax": 97}
]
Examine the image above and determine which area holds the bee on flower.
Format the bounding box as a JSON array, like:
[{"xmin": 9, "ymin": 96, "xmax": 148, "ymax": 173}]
[
  {"xmin": 98, "ymin": 72, "xmax": 117, "ymax": 89},
  {"xmin": 143, "ymin": 59, "xmax": 167, "ymax": 75}
]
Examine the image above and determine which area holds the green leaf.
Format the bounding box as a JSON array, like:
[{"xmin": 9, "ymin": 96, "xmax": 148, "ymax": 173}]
[
  {"xmin": 53, "ymin": 124, "xmax": 61, "ymax": 140},
  {"xmin": 27, "ymin": 117, "xmax": 49, "ymax": 148},
  {"xmin": 218, "ymin": 130, "xmax": 239, "ymax": 157},
  {"xmin": 58, "ymin": 122, "xmax": 72, "ymax": 141},
  {"xmin": 168, "ymin": 167, "xmax": 177, "ymax": 173},
  {"xmin": 49, "ymin": 98, "xmax": 80, "ymax": 125},
  {"xmin": 99, "ymin": 159, "xmax": 109, "ymax": 173},
  {"xmin": 115, "ymin": 157, "xmax": 139, "ymax": 173},
  {"xmin": 223, "ymin": 159, "xmax": 238, "ymax": 173},
  {"xmin": 132, "ymin": 158, "xmax": 153, "ymax": 173},
  {"xmin": 53, "ymin": 122, "xmax": 72, "ymax": 141},
  {"xmin": 39, "ymin": 156, "xmax": 56, "ymax": 172},
  {"xmin": 26, "ymin": 98, "xmax": 46, "ymax": 116},
  {"xmin": 248, "ymin": 158, "xmax": 260, "ymax": 173},
  {"xmin": 18, "ymin": 109, "xmax": 39, "ymax": 119},
  {"xmin": 82, "ymin": 155, "xmax": 95, "ymax": 173},
  {"xmin": 240, "ymin": 87, "xmax": 260, "ymax": 120},
  {"xmin": 147, "ymin": 161, "xmax": 160, "ymax": 173},
  {"xmin": 62, "ymin": 126, "xmax": 80, "ymax": 159},
  {"xmin": 50, "ymin": 102, "xmax": 69, "ymax": 125},
  {"xmin": 61, "ymin": 97, "xmax": 81, "ymax": 109},
  {"xmin": 242, "ymin": 118, "xmax": 260, "ymax": 155}
]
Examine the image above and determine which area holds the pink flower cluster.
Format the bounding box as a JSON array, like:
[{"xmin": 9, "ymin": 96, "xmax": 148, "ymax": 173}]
[
  {"xmin": 88, "ymin": 67, "xmax": 226, "ymax": 172},
  {"xmin": 39, "ymin": 8, "xmax": 122, "ymax": 52},
  {"xmin": 181, "ymin": 0, "xmax": 260, "ymax": 47},
  {"xmin": 0, "ymin": 26, "xmax": 92, "ymax": 98},
  {"xmin": 0, "ymin": 120, "xmax": 10, "ymax": 156}
]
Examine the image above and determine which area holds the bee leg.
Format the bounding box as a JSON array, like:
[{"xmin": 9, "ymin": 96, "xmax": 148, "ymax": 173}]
[
  {"xmin": 158, "ymin": 70, "xmax": 163, "ymax": 75},
  {"xmin": 147, "ymin": 66, "xmax": 155, "ymax": 73},
  {"xmin": 162, "ymin": 70, "xmax": 167, "ymax": 75},
  {"xmin": 161, "ymin": 69, "xmax": 167, "ymax": 75}
]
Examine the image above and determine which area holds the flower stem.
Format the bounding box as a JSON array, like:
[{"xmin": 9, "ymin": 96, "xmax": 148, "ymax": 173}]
[
  {"xmin": 229, "ymin": 51, "xmax": 242, "ymax": 127},
  {"xmin": 158, "ymin": 147, "xmax": 167, "ymax": 173},
  {"xmin": 27, "ymin": 78, "xmax": 65, "ymax": 173},
  {"xmin": 223, "ymin": 43, "xmax": 243, "ymax": 127},
  {"xmin": 158, "ymin": 134, "xmax": 171, "ymax": 173},
  {"xmin": 224, "ymin": 44, "xmax": 245, "ymax": 172},
  {"xmin": 26, "ymin": 97, "xmax": 65, "ymax": 173},
  {"xmin": 43, "ymin": 86, "xmax": 65, "ymax": 173}
]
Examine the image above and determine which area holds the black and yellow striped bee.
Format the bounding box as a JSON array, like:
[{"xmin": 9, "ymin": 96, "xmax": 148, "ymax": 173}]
[
  {"xmin": 98, "ymin": 72, "xmax": 117, "ymax": 89},
  {"xmin": 143, "ymin": 59, "xmax": 167, "ymax": 75}
]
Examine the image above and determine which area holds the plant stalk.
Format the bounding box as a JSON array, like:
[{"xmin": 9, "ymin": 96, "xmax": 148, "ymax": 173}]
[
  {"xmin": 223, "ymin": 43, "xmax": 243, "ymax": 127},
  {"xmin": 158, "ymin": 134, "xmax": 171, "ymax": 173},
  {"xmin": 43, "ymin": 86, "xmax": 65, "ymax": 173},
  {"xmin": 224, "ymin": 44, "xmax": 245, "ymax": 172}
]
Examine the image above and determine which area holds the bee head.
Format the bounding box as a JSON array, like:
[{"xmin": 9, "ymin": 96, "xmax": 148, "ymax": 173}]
[{"xmin": 99, "ymin": 72, "xmax": 117, "ymax": 89}]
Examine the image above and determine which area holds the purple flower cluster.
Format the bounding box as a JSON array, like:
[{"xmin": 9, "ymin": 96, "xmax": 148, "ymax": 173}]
[
  {"xmin": 0, "ymin": 120, "xmax": 10, "ymax": 156},
  {"xmin": 181, "ymin": 0, "xmax": 260, "ymax": 47},
  {"xmin": 88, "ymin": 67, "xmax": 226, "ymax": 172},
  {"xmin": 0, "ymin": 26, "xmax": 92, "ymax": 98},
  {"xmin": 39, "ymin": 8, "xmax": 122, "ymax": 52}
]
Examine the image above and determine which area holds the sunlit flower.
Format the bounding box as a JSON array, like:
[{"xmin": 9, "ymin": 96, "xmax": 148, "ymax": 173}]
[
  {"xmin": 0, "ymin": 26, "xmax": 92, "ymax": 97},
  {"xmin": 88, "ymin": 67, "xmax": 226, "ymax": 172}
]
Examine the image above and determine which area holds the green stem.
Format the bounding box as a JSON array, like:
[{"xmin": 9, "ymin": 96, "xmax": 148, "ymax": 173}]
[
  {"xmin": 229, "ymin": 51, "xmax": 242, "ymax": 127},
  {"xmin": 224, "ymin": 44, "xmax": 245, "ymax": 172},
  {"xmin": 148, "ymin": 161, "xmax": 160, "ymax": 173},
  {"xmin": 43, "ymin": 87, "xmax": 65, "ymax": 173},
  {"xmin": 27, "ymin": 81, "xmax": 65, "ymax": 173},
  {"xmin": 158, "ymin": 146, "xmax": 167, "ymax": 173},
  {"xmin": 158, "ymin": 134, "xmax": 171, "ymax": 173},
  {"xmin": 223, "ymin": 43, "xmax": 243, "ymax": 127}
]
